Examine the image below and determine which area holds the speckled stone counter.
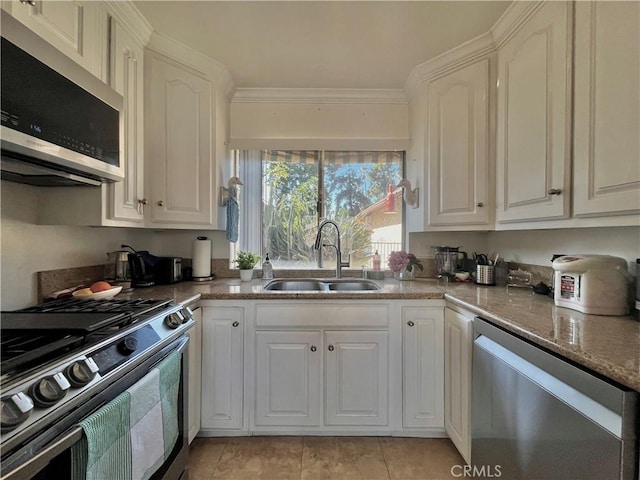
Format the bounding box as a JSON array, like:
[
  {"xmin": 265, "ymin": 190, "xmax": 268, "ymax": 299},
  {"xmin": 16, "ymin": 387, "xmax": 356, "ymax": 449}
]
[{"xmin": 119, "ymin": 277, "xmax": 640, "ymax": 392}]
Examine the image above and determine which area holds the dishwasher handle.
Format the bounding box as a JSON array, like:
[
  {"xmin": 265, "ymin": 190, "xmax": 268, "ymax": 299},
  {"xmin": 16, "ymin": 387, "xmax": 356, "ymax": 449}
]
[{"xmin": 475, "ymin": 334, "xmax": 624, "ymax": 438}]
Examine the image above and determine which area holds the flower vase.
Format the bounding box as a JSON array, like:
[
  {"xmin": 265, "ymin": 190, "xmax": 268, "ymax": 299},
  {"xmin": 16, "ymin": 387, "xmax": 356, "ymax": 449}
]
[
  {"xmin": 239, "ymin": 269, "xmax": 254, "ymax": 281},
  {"xmin": 394, "ymin": 269, "xmax": 415, "ymax": 281}
]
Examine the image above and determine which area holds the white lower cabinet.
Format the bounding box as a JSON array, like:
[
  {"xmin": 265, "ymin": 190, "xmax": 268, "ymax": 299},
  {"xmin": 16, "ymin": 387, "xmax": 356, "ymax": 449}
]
[
  {"xmin": 403, "ymin": 307, "xmax": 445, "ymax": 429},
  {"xmin": 187, "ymin": 306, "xmax": 202, "ymax": 443},
  {"xmin": 444, "ymin": 306, "xmax": 473, "ymax": 464},
  {"xmin": 201, "ymin": 307, "xmax": 244, "ymax": 430},
  {"xmin": 324, "ymin": 330, "xmax": 388, "ymax": 426},
  {"xmin": 200, "ymin": 299, "xmax": 444, "ymax": 435},
  {"xmin": 255, "ymin": 330, "xmax": 322, "ymax": 426}
]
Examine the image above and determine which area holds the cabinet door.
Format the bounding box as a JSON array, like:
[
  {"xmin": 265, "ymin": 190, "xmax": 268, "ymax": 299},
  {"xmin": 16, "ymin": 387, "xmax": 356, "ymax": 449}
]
[
  {"xmin": 444, "ymin": 308, "xmax": 473, "ymax": 464},
  {"xmin": 324, "ymin": 330, "xmax": 388, "ymax": 426},
  {"xmin": 427, "ymin": 59, "xmax": 490, "ymax": 227},
  {"xmin": 6, "ymin": 0, "xmax": 104, "ymax": 78},
  {"xmin": 496, "ymin": 2, "xmax": 572, "ymax": 223},
  {"xmin": 254, "ymin": 331, "xmax": 322, "ymax": 426},
  {"xmin": 107, "ymin": 15, "xmax": 145, "ymax": 223},
  {"xmin": 201, "ymin": 307, "xmax": 243, "ymax": 430},
  {"xmin": 146, "ymin": 54, "xmax": 214, "ymax": 227},
  {"xmin": 573, "ymin": 2, "xmax": 640, "ymax": 217},
  {"xmin": 403, "ymin": 307, "xmax": 444, "ymax": 428},
  {"xmin": 187, "ymin": 307, "xmax": 202, "ymax": 443}
]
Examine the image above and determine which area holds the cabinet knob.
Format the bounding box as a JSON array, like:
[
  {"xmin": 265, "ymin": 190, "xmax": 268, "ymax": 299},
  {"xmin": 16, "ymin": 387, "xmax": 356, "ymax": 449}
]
[
  {"xmin": 328, "ymin": 345, "xmax": 335, "ymax": 352},
  {"xmin": 477, "ymin": 202, "xmax": 484, "ymax": 207},
  {"xmin": 20, "ymin": 0, "xmax": 36, "ymax": 5},
  {"xmin": 157, "ymin": 200, "xmax": 164, "ymax": 206},
  {"xmin": 232, "ymin": 321, "xmax": 240, "ymax": 328},
  {"xmin": 548, "ymin": 189, "xmax": 562, "ymax": 196},
  {"xmin": 407, "ymin": 320, "xmax": 415, "ymax": 327},
  {"xmin": 310, "ymin": 345, "xmax": 317, "ymax": 352},
  {"xmin": 139, "ymin": 198, "xmax": 148, "ymax": 205}
]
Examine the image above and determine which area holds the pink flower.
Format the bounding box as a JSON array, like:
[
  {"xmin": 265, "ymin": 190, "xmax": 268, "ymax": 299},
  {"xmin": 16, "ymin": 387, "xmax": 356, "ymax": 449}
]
[{"xmin": 387, "ymin": 251, "xmax": 424, "ymax": 273}]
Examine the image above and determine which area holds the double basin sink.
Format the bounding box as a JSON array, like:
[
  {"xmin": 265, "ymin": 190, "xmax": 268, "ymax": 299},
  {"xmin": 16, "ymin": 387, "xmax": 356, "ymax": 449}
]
[{"xmin": 264, "ymin": 278, "xmax": 381, "ymax": 292}]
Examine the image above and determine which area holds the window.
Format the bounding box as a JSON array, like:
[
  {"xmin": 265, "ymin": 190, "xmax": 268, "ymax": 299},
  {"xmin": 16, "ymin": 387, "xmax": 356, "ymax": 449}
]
[{"xmin": 235, "ymin": 150, "xmax": 404, "ymax": 269}]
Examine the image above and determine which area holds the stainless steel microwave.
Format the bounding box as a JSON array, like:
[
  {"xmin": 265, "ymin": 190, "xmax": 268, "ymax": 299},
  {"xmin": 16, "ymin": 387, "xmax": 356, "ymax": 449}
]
[{"xmin": 0, "ymin": 14, "xmax": 123, "ymax": 186}]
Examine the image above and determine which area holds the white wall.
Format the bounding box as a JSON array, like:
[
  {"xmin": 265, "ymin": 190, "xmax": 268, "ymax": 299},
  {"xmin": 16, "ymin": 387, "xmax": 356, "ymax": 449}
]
[
  {"xmin": 0, "ymin": 181, "xmax": 229, "ymax": 309},
  {"xmin": 230, "ymin": 92, "xmax": 409, "ymax": 151},
  {"xmin": 410, "ymin": 226, "xmax": 640, "ymax": 273},
  {"xmin": 487, "ymin": 227, "xmax": 640, "ymax": 271}
]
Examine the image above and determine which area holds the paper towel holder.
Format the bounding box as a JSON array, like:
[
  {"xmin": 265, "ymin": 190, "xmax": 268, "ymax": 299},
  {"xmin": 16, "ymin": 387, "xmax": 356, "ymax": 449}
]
[{"xmin": 192, "ymin": 236, "xmax": 214, "ymax": 282}]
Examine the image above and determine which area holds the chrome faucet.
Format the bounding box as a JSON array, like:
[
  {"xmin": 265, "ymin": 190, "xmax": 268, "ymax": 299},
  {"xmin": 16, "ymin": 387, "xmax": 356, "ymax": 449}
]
[{"xmin": 314, "ymin": 219, "xmax": 350, "ymax": 278}]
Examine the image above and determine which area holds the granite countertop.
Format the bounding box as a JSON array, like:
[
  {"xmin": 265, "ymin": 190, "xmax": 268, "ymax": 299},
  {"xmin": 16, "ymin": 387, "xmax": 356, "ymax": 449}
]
[{"xmin": 120, "ymin": 277, "xmax": 640, "ymax": 392}]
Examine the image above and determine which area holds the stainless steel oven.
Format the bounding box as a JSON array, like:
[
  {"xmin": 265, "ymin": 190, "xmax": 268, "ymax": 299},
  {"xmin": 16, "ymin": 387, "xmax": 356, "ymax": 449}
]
[{"xmin": 0, "ymin": 298, "xmax": 194, "ymax": 480}]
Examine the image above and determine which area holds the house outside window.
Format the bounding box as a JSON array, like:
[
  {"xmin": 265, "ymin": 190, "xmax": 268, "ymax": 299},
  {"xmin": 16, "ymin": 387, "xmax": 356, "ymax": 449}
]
[{"xmin": 234, "ymin": 150, "xmax": 404, "ymax": 270}]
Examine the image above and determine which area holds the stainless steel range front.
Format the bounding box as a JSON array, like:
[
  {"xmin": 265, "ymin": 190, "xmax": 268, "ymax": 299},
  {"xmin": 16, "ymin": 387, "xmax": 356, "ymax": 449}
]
[{"xmin": 0, "ymin": 297, "xmax": 194, "ymax": 480}]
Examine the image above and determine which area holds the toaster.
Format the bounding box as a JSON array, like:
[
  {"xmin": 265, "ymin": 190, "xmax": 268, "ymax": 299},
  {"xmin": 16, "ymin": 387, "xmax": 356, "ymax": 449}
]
[
  {"xmin": 552, "ymin": 255, "xmax": 630, "ymax": 316},
  {"xmin": 153, "ymin": 257, "xmax": 183, "ymax": 284}
]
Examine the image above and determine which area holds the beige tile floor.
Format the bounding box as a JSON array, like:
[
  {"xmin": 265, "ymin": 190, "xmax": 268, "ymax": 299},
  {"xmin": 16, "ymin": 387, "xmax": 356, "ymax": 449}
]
[{"xmin": 189, "ymin": 436, "xmax": 465, "ymax": 480}]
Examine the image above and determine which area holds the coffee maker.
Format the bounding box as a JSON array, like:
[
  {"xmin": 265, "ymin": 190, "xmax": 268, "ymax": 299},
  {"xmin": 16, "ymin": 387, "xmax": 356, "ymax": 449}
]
[
  {"xmin": 104, "ymin": 250, "xmax": 133, "ymax": 291},
  {"xmin": 121, "ymin": 244, "xmax": 155, "ymax": 288},
  {"xmin": 433, "ymin": 246, "xmax": 468, "ymax": 281}
]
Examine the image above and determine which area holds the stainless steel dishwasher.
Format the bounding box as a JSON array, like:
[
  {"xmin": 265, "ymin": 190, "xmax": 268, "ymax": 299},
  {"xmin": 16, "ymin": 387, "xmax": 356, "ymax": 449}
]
[{"xmin": 472, "ymin": 318, "xmax": 638, "ymax": 480}]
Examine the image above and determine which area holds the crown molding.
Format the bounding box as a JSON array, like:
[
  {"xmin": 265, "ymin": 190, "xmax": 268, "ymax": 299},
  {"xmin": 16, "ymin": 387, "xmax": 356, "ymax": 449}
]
[
  {"xmin": 404, "ymin": 31, "xmax": 495, "ymax": 96},
  {"xmin": 146, "ymin": 31, "xmax": 235, "ymax": 99},
  {"xmin": 104, "ymin": 1, "xmax": 153, "ymax": 47},
  {"xmin": 490, "ymin": 1, "xmax": 546, "ymax": 50},
  {"xmin": 231, "ymin": 88, "xmax": 407, "ymax": 105}
]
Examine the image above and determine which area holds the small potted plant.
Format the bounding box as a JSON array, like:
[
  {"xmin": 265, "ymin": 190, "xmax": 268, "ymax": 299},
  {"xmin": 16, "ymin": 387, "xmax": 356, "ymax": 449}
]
[{"xmin": 234, "ymin": 251, "xmax": 261, "ymax": 281}]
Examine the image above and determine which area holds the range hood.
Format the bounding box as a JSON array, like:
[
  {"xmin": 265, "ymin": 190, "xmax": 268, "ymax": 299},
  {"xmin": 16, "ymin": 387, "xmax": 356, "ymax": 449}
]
[{"xmin": 1, "ymin": 14, "xmax": 123, "ymax": 187}]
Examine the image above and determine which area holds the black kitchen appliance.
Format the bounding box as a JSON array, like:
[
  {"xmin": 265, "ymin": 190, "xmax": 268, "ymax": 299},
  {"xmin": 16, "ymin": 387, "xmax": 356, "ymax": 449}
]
[
  {"xmin": 0, "ymin": 297, "xmax": 193, "ymax": 480},
  {"xmin": 154, "ymin": 257, "xmax": 183, "ymax": 285},
  {"xmin": 122, "ymin": 244, "xmax": 155, "ymax": 288},
  {"xmin": 0, "ymin": 14, "xmax": 123, "ymax": 186}
]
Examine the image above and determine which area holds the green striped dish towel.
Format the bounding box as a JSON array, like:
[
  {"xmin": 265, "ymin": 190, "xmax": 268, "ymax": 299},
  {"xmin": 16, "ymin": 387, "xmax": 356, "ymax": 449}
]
[{"xmin": 72, "ymin": 351, "xmax": 181, "ymax": 480}]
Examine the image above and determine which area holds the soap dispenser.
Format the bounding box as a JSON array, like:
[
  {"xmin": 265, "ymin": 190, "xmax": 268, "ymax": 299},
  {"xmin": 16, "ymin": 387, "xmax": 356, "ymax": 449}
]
[{"xmin": 262, "ymin": 253, "xmax": 274, "ymax": 280}]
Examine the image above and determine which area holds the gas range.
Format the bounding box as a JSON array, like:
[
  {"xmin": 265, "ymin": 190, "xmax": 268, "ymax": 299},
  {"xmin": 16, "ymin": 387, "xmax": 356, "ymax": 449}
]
[{"xmin": 0, "ymin": 297, "xmax": 194, "ymax": 476}]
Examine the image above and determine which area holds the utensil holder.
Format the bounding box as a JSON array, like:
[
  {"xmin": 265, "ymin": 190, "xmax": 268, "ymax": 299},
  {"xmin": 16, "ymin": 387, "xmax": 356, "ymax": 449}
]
[{"xmin": 476, "ymin": 265, "xmax": 495, "ymax": 286}]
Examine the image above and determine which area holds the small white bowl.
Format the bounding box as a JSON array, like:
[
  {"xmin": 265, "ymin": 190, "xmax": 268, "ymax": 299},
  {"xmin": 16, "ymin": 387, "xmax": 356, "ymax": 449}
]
[
  {"xmin": 72, "ymin": 286, "xmax": 123, "ymax": 300},
  {"xmin": 455, "ymin": 272, "xmax": 470, "ymax": 281}
]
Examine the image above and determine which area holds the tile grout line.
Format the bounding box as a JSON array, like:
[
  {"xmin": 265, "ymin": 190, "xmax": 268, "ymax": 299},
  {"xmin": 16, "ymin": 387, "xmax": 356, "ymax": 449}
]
[
  {"xmin": 377, "ymin": 437, "xmax": 393, "ymax": 480},
  {"xmin": 209, "ymin": 437, "xmax": 229, "ymax": 480},
  {"xmin": 300, "ymin": 436, "xmax": 305, "ymax": 480}
]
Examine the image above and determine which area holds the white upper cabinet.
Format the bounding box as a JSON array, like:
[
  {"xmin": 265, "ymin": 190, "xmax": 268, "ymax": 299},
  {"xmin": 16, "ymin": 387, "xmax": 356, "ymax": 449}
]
[
  {"xmin": 426, "ymin": 59, "xmax": 491, "ymax": 227},
  {"xmin": 106, "ymin": 12, "xmax": 145, "ymax": 223},
  {"xmin": 145, "ymin": 53, "xmax": 214, "ymax": 227},
  {"xmin": 573, "ymin": 1, "xmax": 640, "ymax": 217},
  {"xmin": 495, "ymin": 1, "xmax": 573, "ymax": 224},
  {"xmin": 4, "ymin": 0, "xmax": 105, "ymax": 78}
]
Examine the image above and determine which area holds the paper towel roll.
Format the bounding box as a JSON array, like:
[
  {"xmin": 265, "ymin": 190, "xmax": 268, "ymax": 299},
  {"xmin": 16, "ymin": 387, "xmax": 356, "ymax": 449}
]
[{"xmin": 192, "ymin": 236, "xmax": 212, "ymax": 278}]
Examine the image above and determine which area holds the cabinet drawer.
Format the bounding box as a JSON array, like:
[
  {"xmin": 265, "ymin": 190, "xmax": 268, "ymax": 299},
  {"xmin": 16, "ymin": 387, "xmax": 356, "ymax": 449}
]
[{"xmin": 255, "ymin": 303, "xmax": 389, "ymax": 328}]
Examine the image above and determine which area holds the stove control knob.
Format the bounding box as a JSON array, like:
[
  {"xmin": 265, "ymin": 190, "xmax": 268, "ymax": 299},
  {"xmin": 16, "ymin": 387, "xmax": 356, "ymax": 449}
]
[
  {"xmin": 118, "ymin": 336, "xmax": 138, "ymax": 355},
  {"xmin": 1, "ymin": 392, "xmax": 34, "ymax": 432},
  {"xmin": 165, "ymin": 312, "xmax": 183, "ymax": 329},
  {"xmin": 65, "ymin": 358, "xmax": 99, "ymax": 387},
  {"xmin": 29, "ymin": 373, "xmax": 71, "ymax": 408}
]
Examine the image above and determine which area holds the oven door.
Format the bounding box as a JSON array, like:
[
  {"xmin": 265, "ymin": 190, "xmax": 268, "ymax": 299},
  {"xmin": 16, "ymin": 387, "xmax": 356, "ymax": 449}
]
[{"xmin": 2, "ymin": 336, "xmax": 189, "ymax": 480}]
